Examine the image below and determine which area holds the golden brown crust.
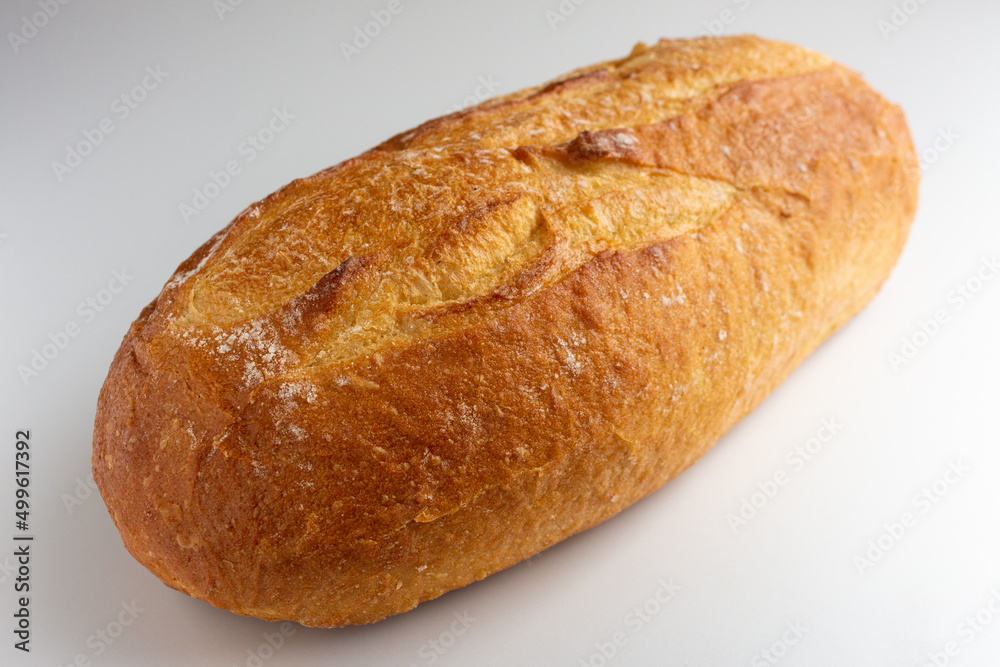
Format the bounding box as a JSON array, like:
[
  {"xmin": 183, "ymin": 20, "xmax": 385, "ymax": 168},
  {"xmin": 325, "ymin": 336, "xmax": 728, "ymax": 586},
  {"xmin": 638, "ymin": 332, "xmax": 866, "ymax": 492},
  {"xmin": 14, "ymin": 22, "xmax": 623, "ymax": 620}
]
[{"xmin": 92, "ymin": 35, "xmax": 918, "ymax": 626}]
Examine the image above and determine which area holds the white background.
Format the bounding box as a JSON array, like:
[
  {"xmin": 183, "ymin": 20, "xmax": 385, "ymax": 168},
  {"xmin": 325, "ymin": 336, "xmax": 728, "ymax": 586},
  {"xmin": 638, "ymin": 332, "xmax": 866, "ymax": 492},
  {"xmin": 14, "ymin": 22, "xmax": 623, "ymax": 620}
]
[{"xmin": 2, "ymin": 1, "xmax": 998, "ymax": 665}]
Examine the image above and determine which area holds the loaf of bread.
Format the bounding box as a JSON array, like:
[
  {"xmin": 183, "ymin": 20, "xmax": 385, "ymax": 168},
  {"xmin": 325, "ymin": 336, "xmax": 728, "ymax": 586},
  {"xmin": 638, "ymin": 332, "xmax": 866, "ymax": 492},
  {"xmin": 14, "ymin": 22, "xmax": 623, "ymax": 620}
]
[{"xmin": 93, "ymin": 35, "xmax": 918, "ymax": 627}]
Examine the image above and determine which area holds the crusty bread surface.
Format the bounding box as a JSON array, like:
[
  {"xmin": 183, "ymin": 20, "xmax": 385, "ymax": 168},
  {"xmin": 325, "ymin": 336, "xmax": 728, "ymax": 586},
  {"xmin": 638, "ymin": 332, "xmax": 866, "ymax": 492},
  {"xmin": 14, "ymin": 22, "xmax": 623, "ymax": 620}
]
[{"xmin": 93, "ymin": 35, "xmax": 919, "ymax": 626}]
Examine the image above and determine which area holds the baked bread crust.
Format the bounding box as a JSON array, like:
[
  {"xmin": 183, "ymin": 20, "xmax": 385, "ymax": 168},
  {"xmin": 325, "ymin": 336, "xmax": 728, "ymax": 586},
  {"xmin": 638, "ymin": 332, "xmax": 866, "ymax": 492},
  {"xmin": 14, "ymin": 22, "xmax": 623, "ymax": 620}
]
[{"xmin": 92, "ymin": 35, "xmax": 918, "ymax": 626}]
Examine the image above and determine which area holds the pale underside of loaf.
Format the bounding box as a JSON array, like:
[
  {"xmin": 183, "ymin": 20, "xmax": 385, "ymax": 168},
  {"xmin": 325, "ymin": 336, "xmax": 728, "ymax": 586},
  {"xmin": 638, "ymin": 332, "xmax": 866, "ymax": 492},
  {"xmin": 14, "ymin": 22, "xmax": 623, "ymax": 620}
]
[{"xmin": 93, "ymin": 35, "xmax": 918, "ymax": 626}]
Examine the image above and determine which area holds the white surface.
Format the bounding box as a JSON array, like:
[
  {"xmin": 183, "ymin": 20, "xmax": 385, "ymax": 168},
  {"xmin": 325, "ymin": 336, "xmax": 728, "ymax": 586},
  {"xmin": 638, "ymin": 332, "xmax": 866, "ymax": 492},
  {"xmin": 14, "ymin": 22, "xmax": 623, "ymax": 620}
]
[{"xmin": 2, "ymin": 1, "xmax": 998, "ymax": 665}]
